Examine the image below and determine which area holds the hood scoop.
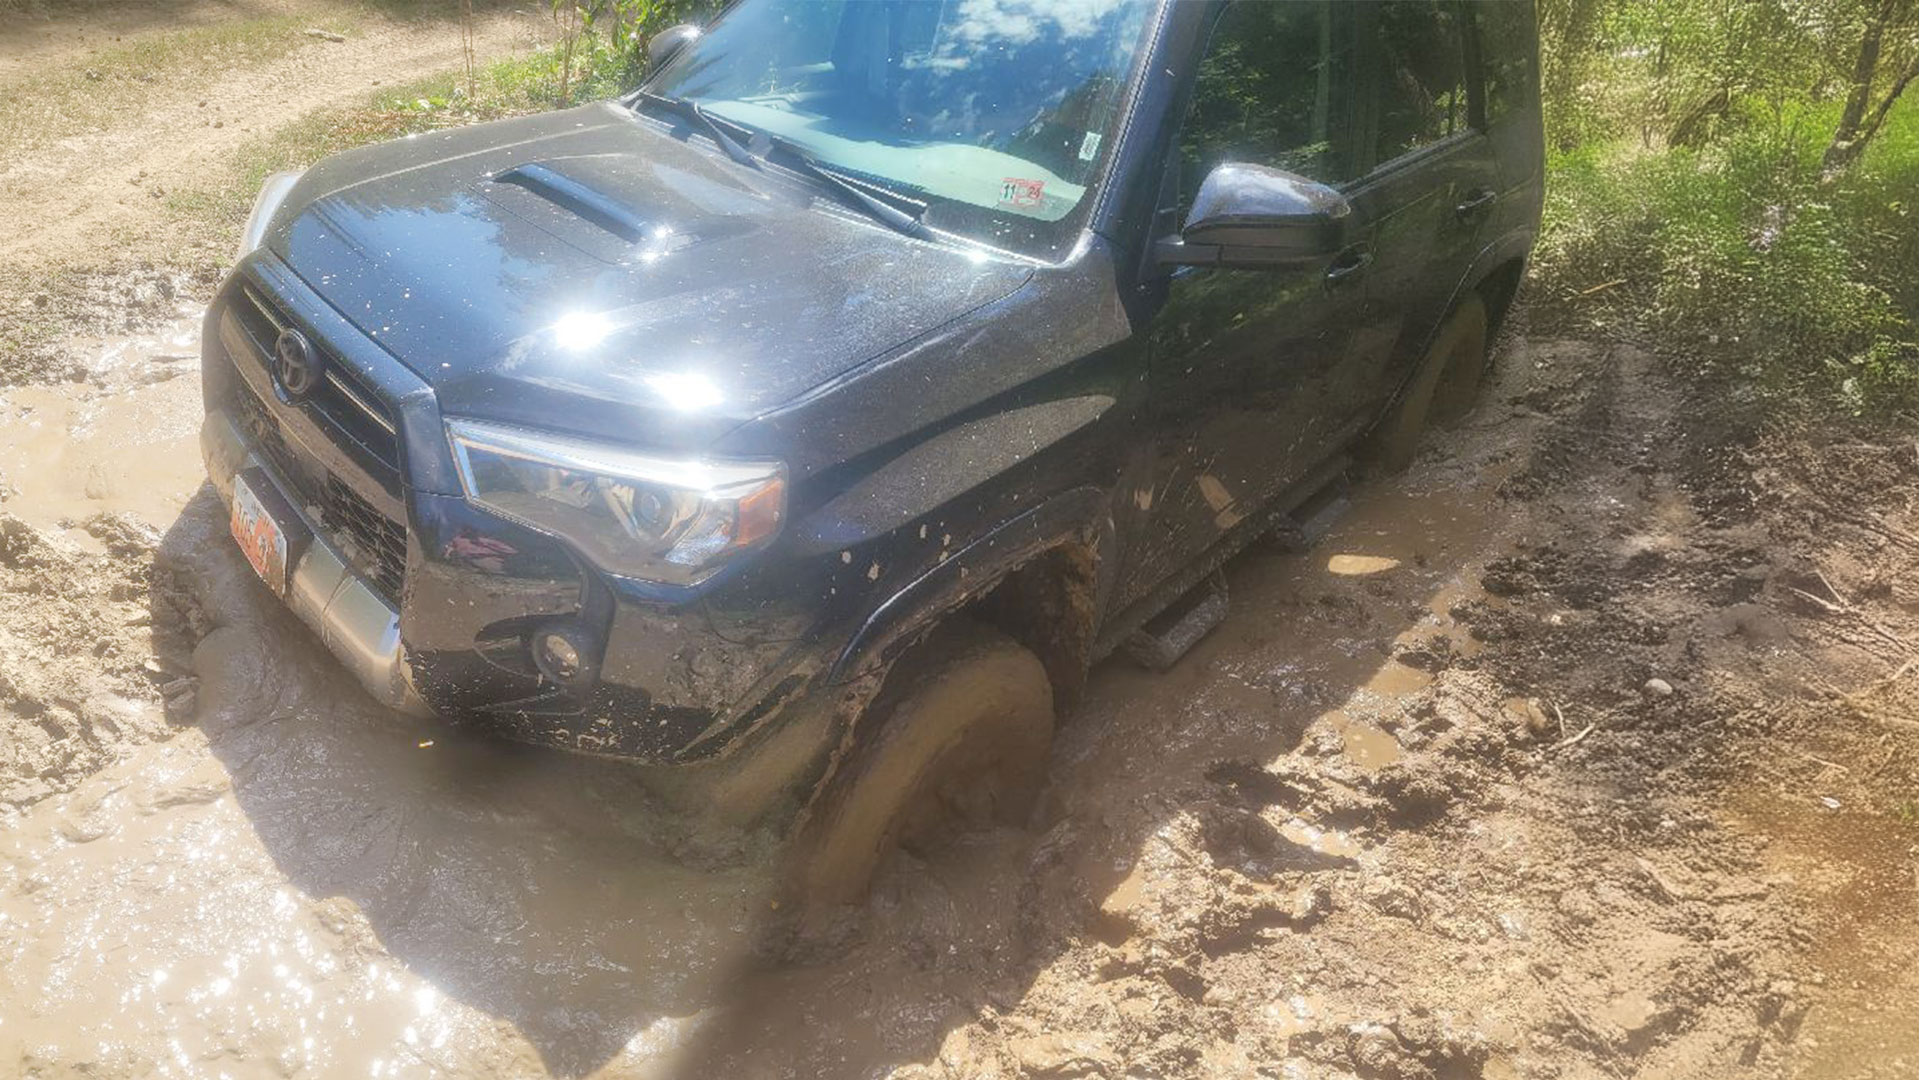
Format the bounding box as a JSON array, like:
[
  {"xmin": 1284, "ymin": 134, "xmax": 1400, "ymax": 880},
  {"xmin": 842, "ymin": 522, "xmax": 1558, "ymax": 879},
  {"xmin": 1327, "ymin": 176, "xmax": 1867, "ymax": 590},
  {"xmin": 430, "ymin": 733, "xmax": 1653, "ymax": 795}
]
[{"xmin": 492, "ymin": 161, "xmax": 655, "ymax": 243}]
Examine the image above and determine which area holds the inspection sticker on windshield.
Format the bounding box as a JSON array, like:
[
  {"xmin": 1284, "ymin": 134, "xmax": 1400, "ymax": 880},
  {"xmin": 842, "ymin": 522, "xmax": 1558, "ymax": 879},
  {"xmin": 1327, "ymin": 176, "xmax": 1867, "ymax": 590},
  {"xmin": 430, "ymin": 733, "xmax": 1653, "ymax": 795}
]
[
  {"xmin": 1078, "ymin": 131, "xmax": 1102, "ymax": 162},
  {"xmin": 999, "ymin": 177, "xmax": 1046, "ymax": 210}
]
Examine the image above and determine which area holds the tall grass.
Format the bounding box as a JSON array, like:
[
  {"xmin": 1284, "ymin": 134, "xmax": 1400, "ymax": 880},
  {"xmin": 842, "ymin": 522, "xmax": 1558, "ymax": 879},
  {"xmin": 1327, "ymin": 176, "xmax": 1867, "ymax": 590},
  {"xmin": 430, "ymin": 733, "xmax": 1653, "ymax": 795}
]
[{"xmin": 1535, "ymin": 91, "xmax": 1918, "ymax": 421}]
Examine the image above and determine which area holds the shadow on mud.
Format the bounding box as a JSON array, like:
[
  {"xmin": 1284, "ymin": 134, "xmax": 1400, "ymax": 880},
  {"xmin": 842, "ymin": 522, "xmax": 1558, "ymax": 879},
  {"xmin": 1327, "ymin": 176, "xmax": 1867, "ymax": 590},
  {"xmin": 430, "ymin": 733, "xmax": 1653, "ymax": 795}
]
[{"xmin": 161, "ymin": 488, "xmax": 778, "ymax": 1077}]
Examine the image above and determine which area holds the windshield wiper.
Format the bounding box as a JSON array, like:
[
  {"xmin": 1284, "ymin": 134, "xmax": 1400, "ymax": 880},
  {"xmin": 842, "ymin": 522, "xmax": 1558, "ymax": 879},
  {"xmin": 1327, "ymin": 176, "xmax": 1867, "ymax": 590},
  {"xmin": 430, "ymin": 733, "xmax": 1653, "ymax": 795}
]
[
  {"xmin": 631, "ymin": 90, "xmax": 936, "ymax": 243},
  {"xmin": 632, "ymin": 90, "xmax": 760, "ymax": 171},
  {"xmin": 759, "ymin": 136, "xmax": 937, "ymax": 242}
]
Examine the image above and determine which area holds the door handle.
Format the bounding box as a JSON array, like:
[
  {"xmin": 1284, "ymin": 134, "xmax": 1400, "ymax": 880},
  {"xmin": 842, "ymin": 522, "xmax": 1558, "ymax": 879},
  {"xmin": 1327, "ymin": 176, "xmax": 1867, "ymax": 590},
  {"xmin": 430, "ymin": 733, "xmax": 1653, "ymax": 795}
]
[
  {"xmin": 1455, "ymin": 188, "xmax": 1498, "ymax": 220},
  {"xmin": 1324, "ymin": 246, "xmax": 1374, "ymax": 290}
]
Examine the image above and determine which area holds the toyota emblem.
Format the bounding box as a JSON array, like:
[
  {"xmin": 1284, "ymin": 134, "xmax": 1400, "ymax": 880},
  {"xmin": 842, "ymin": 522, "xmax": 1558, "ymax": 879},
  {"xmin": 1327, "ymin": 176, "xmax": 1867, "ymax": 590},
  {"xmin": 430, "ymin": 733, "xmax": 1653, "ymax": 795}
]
[{"xmin": 273, "ymin": 327, "xmax": 320, "ymax": 398}]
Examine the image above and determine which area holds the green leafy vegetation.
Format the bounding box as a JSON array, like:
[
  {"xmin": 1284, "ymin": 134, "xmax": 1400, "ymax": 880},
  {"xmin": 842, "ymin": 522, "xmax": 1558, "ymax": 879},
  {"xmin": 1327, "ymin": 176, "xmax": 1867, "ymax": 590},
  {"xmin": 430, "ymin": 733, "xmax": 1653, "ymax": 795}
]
[{"xmin": 1534, "ymin": 0, "xmax": 1917, "ymax": 421}]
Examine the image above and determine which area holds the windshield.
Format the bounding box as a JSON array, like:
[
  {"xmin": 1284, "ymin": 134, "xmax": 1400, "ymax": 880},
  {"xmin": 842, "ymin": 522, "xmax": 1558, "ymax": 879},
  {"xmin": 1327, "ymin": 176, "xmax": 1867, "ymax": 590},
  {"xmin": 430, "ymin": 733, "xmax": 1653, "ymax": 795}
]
[{"xmin": 644, "ymin": 0, "xmax": 1158, "ymax": 256}]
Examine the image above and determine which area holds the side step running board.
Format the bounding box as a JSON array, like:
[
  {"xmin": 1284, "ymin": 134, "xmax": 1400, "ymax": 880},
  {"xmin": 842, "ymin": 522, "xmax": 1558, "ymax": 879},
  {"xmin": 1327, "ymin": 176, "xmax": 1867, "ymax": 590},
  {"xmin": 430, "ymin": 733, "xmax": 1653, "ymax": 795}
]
[
  {"xmin": 1268, "ymin": 476, "xmax": 1352, "ymax": 554},
  {"xmin": 1099, "ymin": 456, "xmax": 1353, "ymax": 671},
  {"xmin": 1122, "ymin": 570, "xmax": 1229, "ymax": 672}
]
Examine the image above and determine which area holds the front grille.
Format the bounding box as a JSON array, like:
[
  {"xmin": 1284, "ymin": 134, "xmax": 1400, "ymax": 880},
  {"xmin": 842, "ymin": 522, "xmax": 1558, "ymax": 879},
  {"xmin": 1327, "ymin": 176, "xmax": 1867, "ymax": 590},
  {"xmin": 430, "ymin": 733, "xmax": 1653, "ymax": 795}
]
[
  {"xmin": 233, "ymin": 287, "xmax": 401, "ymax": 471},
  {"xmin": 232, "ymin": 380, "xmax": 304, "ymax": 487},
  {"xmin": 321, "ymin": 474, "xmax": 407, "ymax": 601},
  {"xmin": 228, "ymin": 331, "xmax": 409, "ymax": 607}
]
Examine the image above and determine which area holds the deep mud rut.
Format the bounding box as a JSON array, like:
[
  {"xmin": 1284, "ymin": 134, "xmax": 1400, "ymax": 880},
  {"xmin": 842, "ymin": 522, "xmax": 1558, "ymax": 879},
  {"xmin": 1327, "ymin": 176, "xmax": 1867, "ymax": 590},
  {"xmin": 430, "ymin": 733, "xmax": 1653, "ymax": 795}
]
[{"xmin": 0, "ymin": 303, "xmax": 1913, "ymax": 1078}]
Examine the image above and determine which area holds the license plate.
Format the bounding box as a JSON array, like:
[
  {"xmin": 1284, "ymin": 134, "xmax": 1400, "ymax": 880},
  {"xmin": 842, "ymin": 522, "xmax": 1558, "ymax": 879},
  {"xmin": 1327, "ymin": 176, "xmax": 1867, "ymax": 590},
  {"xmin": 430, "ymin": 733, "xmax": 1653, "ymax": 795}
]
[{"xmin": 231, "ymin": 472, "xmax": 290, "ymax": 595}]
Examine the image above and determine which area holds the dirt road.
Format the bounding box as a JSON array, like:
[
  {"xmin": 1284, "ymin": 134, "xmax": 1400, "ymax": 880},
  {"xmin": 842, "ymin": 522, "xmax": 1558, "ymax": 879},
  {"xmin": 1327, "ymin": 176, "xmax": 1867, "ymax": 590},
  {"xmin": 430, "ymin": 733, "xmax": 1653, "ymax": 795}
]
[{"xmin": 1, "ymin": 4, "xmax": 1915, "ymax": 1078}]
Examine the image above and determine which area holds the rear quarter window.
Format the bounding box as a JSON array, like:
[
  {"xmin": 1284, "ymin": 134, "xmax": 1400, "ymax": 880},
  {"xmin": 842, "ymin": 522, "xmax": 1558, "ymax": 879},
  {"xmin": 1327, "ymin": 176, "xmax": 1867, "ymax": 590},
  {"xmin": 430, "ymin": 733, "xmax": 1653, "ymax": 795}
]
[{"xmin": 1474, "ymin": 1, "xmax": 1537, "ymax": 124}]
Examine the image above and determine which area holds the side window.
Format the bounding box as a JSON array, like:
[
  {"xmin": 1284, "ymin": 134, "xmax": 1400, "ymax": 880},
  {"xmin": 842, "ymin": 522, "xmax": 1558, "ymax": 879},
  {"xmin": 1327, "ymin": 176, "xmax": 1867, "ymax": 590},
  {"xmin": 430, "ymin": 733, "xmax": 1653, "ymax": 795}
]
[
  {"xmin": 1473, "ymin": 2, "xmax": 1536, "ymax": 126},
  {"xmin": 1179, "ymin": 0, "xmax": 1357, "ymax": 214},
  {"xmin": 1367, "ymin": 1, "xmax": 1469, "ymax": 164}
]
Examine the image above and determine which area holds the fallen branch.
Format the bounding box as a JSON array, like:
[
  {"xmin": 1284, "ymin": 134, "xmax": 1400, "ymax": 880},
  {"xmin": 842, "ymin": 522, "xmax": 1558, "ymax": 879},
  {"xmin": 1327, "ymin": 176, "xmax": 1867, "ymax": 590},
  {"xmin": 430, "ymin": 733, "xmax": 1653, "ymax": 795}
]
[
  {"xmin": 303, "ymin": 27, "xmax": 346, "ymax": 42},
  {"xmin": 1549, "ymin": 703, "xmax": 1596, "ymax": 751},
  {"xmin": 1790, "ymin": 748, "xmax": 1850, "ymax": 774},
  {"xmin": 1784, "ymin": 585, "xmax": 1845, "ymax": 614},
  {"xmin": 1814, "ymin": 568, "xmax": 1848, "ymax": 607}
]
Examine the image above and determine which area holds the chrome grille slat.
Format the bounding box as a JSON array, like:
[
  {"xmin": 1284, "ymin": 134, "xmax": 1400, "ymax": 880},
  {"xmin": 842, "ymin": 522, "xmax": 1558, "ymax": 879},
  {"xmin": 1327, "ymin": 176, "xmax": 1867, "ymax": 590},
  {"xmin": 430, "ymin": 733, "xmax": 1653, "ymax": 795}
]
[{"xmin": 323, "ymin": 370, "xmax": 398, "ymax": 435}]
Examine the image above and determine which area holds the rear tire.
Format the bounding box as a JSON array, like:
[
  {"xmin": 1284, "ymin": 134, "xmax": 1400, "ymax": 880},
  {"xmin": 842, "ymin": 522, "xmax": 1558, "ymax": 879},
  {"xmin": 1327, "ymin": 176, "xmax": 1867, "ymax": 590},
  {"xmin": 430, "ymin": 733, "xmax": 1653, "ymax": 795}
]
[
  {"xmin": 1362, "ymin": 292, "xmax": 1488, "ymax": 474},
  {"xmin": 786, "ymin": 621, "xmax": 1055, "ymax": 918}
]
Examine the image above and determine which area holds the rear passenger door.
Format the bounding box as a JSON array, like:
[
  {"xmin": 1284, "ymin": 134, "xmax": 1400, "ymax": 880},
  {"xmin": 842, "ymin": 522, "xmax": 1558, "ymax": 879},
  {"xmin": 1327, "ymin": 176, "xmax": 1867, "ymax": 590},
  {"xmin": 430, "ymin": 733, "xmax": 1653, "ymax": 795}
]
[{"xmin": 1342, "ymin": 1, "xmax": 1502, "ymax": 414}]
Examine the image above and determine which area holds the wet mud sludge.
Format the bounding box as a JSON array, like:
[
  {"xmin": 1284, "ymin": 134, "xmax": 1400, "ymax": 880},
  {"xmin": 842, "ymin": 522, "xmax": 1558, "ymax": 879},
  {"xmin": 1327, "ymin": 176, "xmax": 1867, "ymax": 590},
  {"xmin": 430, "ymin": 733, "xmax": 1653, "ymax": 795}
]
[{"xmin": 0, "ymin": 323, "xmax": 1914, "ymax": 1079}]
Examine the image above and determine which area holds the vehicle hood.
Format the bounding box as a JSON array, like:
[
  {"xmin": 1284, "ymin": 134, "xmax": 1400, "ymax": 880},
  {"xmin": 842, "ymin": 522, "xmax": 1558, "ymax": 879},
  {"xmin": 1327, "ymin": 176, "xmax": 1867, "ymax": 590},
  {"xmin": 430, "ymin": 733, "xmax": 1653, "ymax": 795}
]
[{"xmin": 264, "ymin": 103, "xmax": 1032, "ymax": 450}]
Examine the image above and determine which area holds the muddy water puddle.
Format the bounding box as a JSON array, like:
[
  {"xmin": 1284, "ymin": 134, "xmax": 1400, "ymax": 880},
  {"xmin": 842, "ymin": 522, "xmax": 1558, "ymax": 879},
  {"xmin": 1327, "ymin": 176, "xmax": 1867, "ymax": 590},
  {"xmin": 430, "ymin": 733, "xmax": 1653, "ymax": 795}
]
[
  {"xmin": 0, "ymin": 502, "xmax": 778, "ymax": 1079},
  {"xmin": 0, "ymin": 310, "xmax": 208, "ymax": 538}
]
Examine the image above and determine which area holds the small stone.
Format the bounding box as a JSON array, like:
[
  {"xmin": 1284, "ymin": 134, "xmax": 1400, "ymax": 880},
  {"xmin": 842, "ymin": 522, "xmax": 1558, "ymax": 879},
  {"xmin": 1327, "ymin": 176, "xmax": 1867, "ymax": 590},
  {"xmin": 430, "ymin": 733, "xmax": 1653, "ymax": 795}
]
[
  {"xmin": 1364, "ymin": 878, "xmax": 1421, "ymax": 920},
  {"xmin": 1503, "ymin": 697, "xmax": 1553, "ymax": 738},
  {"xmin": 1009, "ymin": 1032, "xmax": 1115, "ymax": 1078},
  {"xmin": 1497, "ymin": 911, "xmax": 1531, "ymax": 940},
  {"xmin": 1556, "ymin": 886, "xmax": 1599, "ymax": 925},
  {"xmin": 1643, "ymin": 677, "xmax": 1674, "ymax": 697}
]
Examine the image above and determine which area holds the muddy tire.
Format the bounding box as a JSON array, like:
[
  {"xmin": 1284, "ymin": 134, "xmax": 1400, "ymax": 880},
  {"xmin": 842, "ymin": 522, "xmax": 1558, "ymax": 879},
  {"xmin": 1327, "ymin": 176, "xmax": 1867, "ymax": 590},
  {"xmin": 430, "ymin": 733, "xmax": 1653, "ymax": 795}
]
[
  {"xmin": 1362, "ymin": 291, "xmax": 1489, "ymax": 474},
  {"xmin": 787, "ymin": 621, "xmax": 1055, "ymax": 918}
]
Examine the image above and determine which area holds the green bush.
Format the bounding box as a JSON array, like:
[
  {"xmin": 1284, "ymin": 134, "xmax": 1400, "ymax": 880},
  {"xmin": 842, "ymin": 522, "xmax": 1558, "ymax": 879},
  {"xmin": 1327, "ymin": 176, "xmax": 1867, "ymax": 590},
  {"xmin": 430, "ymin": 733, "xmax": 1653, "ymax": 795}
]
[{"xmin": 1535, "ymin": 90, "xmax": 1918, "ymax": 420}]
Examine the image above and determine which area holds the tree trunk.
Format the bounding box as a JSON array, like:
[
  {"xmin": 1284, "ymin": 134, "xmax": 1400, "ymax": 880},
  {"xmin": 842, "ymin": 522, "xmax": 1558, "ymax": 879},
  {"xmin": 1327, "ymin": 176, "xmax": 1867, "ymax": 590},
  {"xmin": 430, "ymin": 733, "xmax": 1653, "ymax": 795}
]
[{"xmin": 1822, "ymin": 0, "xmax": 1908, "ymax": 176}]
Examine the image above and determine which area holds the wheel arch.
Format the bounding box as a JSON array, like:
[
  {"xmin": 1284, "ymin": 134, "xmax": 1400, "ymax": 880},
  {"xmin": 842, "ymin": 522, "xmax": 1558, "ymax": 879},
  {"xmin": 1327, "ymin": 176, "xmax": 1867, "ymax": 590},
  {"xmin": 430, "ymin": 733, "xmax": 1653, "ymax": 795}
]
[{"xmin": 827, "ymin": 486, "xmax": 1108, "ymax": 716}]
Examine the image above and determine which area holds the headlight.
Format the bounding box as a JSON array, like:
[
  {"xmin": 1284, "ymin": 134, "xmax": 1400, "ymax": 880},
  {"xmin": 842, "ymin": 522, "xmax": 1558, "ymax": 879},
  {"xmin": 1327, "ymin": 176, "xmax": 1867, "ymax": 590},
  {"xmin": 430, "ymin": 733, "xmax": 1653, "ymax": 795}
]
[
  {"xmin": 446, "ymin": 418, "xmax": 785, "ymax": 585},
  {"xmin": 236, "ymin": 170, "xmax": 304, "ymax": 260}
]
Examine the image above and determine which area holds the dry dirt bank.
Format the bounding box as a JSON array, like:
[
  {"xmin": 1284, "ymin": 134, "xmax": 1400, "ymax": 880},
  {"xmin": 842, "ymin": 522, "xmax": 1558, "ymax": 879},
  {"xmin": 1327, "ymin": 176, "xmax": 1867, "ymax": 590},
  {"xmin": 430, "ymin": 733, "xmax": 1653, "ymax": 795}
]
[{"xmin": 0, "ymin": 0, "xmax": 547, "ymax": 387}]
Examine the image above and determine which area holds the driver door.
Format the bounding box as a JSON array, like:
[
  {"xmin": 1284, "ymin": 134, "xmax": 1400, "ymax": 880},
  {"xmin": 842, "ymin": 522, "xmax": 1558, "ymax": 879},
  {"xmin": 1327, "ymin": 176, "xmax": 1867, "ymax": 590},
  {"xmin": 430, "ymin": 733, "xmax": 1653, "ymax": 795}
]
[{"xmin": 1121, "ymin": 0, "xmax": 1383, "ymax": 605}]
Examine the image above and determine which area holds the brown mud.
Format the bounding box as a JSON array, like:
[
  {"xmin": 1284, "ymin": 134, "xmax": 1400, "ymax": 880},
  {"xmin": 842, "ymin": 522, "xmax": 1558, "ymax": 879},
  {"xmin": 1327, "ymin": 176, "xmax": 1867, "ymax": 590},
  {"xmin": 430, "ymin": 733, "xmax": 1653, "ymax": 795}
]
[
  {"xmin": 2, "ymin": 313, "xmax": 1912, "ymax": 1079},
  {"xmin": 0, "ymin": 3, "xmax": 1914, "ymax": 1074}
]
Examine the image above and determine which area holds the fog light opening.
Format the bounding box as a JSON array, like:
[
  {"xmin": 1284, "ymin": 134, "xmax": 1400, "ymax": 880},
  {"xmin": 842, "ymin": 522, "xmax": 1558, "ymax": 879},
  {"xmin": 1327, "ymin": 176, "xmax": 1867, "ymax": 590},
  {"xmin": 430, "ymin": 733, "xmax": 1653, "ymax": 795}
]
[{"xmin": 532, "ymin": 622, "xmax": 599, "ymax": 692}]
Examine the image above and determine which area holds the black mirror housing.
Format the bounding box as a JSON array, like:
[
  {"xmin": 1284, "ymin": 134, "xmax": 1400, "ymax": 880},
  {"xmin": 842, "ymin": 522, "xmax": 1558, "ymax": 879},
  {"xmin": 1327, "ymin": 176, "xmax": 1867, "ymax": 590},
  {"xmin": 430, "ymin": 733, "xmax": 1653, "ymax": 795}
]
[
  {"xmin": 648, "ymin": 23, "xmax": 702, "ymax": 70},
  {"xmin": 1158, "ymin": 163, "xmax": 1353, "ymax": 269}
]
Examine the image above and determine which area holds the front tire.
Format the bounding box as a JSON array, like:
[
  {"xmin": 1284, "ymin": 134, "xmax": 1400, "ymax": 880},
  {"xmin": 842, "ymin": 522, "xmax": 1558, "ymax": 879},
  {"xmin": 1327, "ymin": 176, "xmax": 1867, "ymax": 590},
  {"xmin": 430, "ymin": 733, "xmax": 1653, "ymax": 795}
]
[
  {"xmin": 1362, "ymin": 291, "xmax": 1489, "ymax": 473},
  {"xmin": 786, "ymin": 621, "xmax": 1055, "ymax": 917}
]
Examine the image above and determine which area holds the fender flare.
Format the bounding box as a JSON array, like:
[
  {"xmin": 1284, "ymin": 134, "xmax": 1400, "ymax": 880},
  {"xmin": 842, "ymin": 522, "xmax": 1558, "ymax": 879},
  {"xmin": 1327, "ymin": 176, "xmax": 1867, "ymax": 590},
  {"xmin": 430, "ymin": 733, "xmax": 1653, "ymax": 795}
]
[
  {"xmin": 1448, "ymin": 226, "xmax": 1535, "ymax": 326},
  {"xmin": 827, "ymin": 485, "xmax": 1111, "ymax": 686}
]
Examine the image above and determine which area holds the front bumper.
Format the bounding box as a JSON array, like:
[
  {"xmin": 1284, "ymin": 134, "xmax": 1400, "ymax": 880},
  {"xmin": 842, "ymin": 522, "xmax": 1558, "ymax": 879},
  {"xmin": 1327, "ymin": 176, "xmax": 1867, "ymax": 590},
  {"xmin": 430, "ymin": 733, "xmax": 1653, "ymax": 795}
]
[{"xmin": 201, "ymin": 405, "xmax": 431, "ymax": 716}]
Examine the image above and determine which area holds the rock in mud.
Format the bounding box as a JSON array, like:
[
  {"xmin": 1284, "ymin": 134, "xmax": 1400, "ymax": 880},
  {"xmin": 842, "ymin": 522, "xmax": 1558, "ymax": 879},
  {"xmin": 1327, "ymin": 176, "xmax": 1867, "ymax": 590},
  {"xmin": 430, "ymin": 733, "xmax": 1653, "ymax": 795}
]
[
  {"xmin": 1009, "ymin": 1031, "xmax": 1116, "ymax": 1078},
  {"xmin": 1347, "ymin": 1023, "xmax": 1428, "ymax": 1080},
  {"xmin": 1502, "ymin": 696, "xmax": 1554, "ymax": 738},
  {"xmin": 1364, "ymin": 878, "xmax": 1422, "ymax": 920},
  {"xmin": 1643, "ymin": 677, "xmax": 1675, "ymax": 697}
]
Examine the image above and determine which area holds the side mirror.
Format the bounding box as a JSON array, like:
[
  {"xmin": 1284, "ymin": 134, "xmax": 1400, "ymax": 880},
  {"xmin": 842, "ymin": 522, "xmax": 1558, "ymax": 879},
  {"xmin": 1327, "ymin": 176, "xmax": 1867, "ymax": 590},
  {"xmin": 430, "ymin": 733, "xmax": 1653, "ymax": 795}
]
[
  {"xmin": 647, "ymin": 23, "xmax": 702, "ymax": 70},
  {"xmin": 1156, "ymin": 163, "xmax": 1352, "ymax": 269}
]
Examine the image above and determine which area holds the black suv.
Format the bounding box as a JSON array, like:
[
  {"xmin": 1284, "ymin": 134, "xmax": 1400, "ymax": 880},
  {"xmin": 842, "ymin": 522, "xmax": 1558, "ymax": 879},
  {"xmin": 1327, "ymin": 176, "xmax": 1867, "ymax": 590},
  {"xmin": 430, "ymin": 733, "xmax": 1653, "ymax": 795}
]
[{"xmin": 202, "ymin": 0, "xmax": 1541, "ymax": 903}]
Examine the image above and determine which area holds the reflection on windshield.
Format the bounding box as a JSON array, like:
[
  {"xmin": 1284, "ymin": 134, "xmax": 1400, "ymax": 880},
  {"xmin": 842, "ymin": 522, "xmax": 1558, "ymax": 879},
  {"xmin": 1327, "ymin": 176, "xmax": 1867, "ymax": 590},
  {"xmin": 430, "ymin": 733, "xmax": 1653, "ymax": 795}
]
[{"xmin": 646, "ymin": 0, "xmax": 1155, "ymax": 252}]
